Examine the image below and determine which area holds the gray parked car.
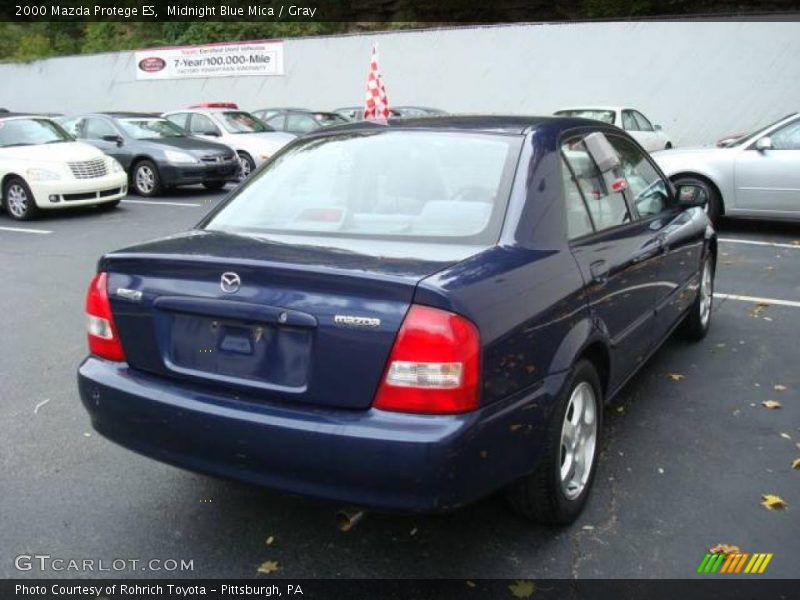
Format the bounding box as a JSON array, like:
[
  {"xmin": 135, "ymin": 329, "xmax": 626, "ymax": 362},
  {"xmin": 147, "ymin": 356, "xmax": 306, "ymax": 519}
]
[
  {"xmin": 653, "ymin": 112, "xmax": 800, "ymax": 224},
  {"xmin": 60, "ymin": 113, "xmax": 240, "ymax": 196}
]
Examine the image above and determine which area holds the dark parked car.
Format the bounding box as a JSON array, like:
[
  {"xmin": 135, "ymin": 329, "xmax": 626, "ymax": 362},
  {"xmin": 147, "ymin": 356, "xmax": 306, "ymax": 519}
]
[
  {"xmin": 61, "ymin": 113, "xmax": 240, "ymax": 196},
  {"xmin": 392, "ymin": 106, "xmax": 448, "ymax": 118},
  {"xmin": 253, "ymin": 109, "xmax": 350, "ymax": 135},
  {"xmin": 78, "ymin": 116, "xmax": 716, "ymax": 524}
]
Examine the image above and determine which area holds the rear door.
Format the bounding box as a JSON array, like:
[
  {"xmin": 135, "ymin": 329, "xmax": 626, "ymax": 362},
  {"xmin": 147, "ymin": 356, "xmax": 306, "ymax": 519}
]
[
  {"xmin": 562, "ymin": 131, "xmax": 663, "ymax": 389},
  {"xmin": 621, "ymin": 109, "xmax": 657, "ymax": 153},
  {"xmin": 735, "ymin": 117, "xmax": 800, "ymax": 215}
]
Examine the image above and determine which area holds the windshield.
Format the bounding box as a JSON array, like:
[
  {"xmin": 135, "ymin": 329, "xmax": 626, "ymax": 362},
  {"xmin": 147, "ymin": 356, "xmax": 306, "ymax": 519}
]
[
  {"xmin": 118, "ymin": 118, "xmax": 186, "ymax": 139},
  {"xmin": 731, "ymin": 113, "xmax": 799, "ymax": 147},
  {"xmin": 555, "ymin": 109, "xmax": 616, "ymax": 125},
  {"xmin": 0, "ymin": 118, "xmax": 73, "ymax": 147},
  {"xmin": 204, "ymin": 131, "xmax": 522, "ymax": 245},
  {"xmin": 219, "ymin": 111, "xmax": 274, "ymax": 134}
]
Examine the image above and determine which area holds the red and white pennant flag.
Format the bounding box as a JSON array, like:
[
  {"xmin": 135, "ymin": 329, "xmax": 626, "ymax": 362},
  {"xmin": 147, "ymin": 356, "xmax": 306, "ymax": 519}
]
[{"xmin": 363, "ymin": 43, "xmax": 390, "ymax": 122}]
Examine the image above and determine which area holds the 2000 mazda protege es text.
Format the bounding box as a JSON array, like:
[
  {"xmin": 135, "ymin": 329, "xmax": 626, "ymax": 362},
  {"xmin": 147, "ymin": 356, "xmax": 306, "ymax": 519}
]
[{"xmin": 78, "ymin": 116, "xmax": 716, "ymax": 524}]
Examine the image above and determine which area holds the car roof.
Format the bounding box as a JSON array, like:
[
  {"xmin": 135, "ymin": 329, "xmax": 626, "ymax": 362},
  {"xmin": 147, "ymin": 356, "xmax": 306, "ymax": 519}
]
[
  {"xmin": 555, "ymin": 106, "xmax": 624, "ymax": 112},
  {"xmin": 306, "ymin": 115, "xmax": 596, "ymax": 135},
  {"xmin": 0, "ymin": 112, "xmax": 51, "ymax": 120}
]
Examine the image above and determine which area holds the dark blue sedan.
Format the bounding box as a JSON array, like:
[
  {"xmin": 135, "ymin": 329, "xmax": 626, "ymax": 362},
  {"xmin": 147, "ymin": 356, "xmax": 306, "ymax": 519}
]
[{"xmin": 78, "ymin": 116, "xmax": 716, "ymax": 524}]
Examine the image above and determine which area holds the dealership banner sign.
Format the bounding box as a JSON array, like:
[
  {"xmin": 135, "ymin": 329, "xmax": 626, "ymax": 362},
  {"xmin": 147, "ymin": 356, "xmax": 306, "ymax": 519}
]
[{"xmin": 134, "ymin": 40, "xmax": 284, "ymax": 80}]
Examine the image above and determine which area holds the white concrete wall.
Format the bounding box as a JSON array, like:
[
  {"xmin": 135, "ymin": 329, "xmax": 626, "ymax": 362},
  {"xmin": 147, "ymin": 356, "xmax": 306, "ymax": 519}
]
[{"xmin": 1, "ymin": 21, "xmax": 799, "ymax": 146}]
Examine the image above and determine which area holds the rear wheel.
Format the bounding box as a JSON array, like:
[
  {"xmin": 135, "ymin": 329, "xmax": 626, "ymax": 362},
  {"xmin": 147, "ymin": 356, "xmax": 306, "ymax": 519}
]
[
  {"xmin": 507, "ymin": 359, "xmax": 602, "ymax": 525},
  {"xmin": 132, "ymin": 160, "xmax": 162, "ymax": 197},
  {"xmin": 680, "ymin": 255, "xmax": 714, "ymax": 340},
  {"xmin": 203, "ymin": 181, "xmax": 227, "ymax": 191},
  {"xmin": 3, "ymin": 177, "xmax": 39, "ymax": 221},
  {"xmin": 673, "ymin": 175, "xmax": 721, "ymax": 226}
]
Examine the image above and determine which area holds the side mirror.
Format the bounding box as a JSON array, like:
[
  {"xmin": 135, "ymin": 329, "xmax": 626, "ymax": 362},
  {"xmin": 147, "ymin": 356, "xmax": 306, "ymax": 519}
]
[
  {"xmin": 675, "ymin": 183, "xmax": 708, "ymax": 208},
  {"xmin": 755, "ymin": 136, "xmax": 773, "ymax": 151},
  {"xmin": 654, "ymin": 124, "xmax": 662, "ymax": 131},
  {"xmin": 102, "ymin": 134, "xmax": 123, "ymax": 146}
]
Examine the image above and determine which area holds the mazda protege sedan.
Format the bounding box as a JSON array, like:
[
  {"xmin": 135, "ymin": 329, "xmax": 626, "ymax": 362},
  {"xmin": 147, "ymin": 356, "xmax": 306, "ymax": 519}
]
[{"xmin": 78, "ymin": 116, "xmax": 716, "ymax": 524}]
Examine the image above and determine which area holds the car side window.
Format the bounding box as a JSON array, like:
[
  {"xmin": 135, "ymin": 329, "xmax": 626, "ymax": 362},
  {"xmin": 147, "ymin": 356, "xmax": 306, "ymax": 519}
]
[
  {"xmin": 265, "ymin": 115, "xmax": 286, "ymax": 130},
  {"xmin": 606, "ymin": 135, "xmax": 673, "ymax": 217},
  {"xmin": 632, "ymin": 111, "xmax": 654, "ymax": 132},
  {"xmin": 84, "ymin": 118, "xmax": 116, "ymax": 140},
  {"xmin": 286, "ymin": 114, "xmax": 318, "ymax": 134},
  {"xmin": 560, "ymin": 156, "xmax": 595, "ymax": 239},
  {"xmin": 166, "ymin": 113, "xmax": 189, "ymax": 131},
  {"xmin": 60, "ymin": 118, "xmax": 82, "ymax": 137},
  {"xmin": 189, "ymin": 114, "xmax": 220, "ymax": 136},
  {"xmin": 561, "ymin": 135, "xmax": 631, "ymax": 231},
  {"xmin": 769, "ymin": 119, "xmax": 800, "ymax": 150},
  {"xmin": 621, "ymin": 110, "xmax": 639, "ymax": 131}
]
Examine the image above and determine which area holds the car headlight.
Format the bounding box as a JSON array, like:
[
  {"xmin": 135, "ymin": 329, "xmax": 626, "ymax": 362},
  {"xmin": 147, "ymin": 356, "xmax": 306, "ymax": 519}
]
[
  {"xmin": 164, "ymin": 150, "xmax": 200, "ymax": 164},
  {"xmin": 27, "ymin": 168, "xmax": 61, "ymax": 181},
  {"xmin": 108, "ymin": 158, "xmax": 124, "ymax": 173}
]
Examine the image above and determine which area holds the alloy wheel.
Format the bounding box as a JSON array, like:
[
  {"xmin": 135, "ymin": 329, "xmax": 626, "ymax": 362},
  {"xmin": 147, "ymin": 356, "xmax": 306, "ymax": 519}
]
[
  {"xmin": 7, "ymin": 184, "xmax": 29, "ymax": 218},
  {"xmin": 135, "ymin": 165, "xmax": 155, "ymax": 194},
  {"xmin": 559, "ymin": 381, "xmax": 598, "ymax": 500}
]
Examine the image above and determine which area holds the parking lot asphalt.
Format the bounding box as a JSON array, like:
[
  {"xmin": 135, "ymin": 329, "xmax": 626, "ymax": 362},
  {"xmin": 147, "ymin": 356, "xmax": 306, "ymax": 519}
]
[{"xmin": 1, "ymin": 191, "xmax": 798, "ymax": 580}]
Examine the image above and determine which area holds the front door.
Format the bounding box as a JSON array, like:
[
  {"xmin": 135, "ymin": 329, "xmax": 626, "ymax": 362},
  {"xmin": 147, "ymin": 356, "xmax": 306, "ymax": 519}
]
[
  {"xmin": 562, "ymin": 131, "xmax": 663, "ymax": 390},
  {"xmin": 735, "ymin": 117, "xmax": 800, "ymax": 215}
]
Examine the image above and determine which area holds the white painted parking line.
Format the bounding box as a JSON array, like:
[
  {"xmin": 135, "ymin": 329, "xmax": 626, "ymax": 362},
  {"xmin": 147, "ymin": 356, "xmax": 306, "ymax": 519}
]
[
  {"xmin": 123, "ymin": 199, "xmax": 201, "ymax": 207},
  {"xmin": 714, "ymin": 293, "xmax": 800, "ymax": 309},
  {"xmin": 719, "ymin": 238, "xmax": 800, "ymax": 250},
  {"xmin": 0, "ymin": 225, "xmax": 52, "ymax": 235}
]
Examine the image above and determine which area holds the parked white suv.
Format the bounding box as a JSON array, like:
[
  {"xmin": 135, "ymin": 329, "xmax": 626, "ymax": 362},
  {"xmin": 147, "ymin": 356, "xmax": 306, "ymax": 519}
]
[
  {"xmin": 163, "ymin": 103, "xmax": 295, "ymax": 180},
  {"xmin": 0, "ymin": 114, "xmax": 127, "ymax": 220},
  {"xmin": 554, "ymin": 107, "xmax": 673, "ymax": 153}
]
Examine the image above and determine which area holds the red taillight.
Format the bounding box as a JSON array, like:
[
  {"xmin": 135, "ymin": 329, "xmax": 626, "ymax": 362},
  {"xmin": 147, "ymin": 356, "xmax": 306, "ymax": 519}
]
[
  {"xmin": 373, "ymin": 305, "xmax": 480, "ymax": 414},
  {"xmin": 85, "ymin": 272, "xmax": 125, "ymax": 362},
  {"xmin": 189, "ymin": 102, "xmax": 238, "ymax": 109}
]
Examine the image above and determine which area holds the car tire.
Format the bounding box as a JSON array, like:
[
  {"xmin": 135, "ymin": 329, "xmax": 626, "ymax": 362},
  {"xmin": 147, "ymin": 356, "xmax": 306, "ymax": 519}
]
[
  {"xmin": 679, "ymin": 255, "xmax": 714, "ymax": 341},
  {"xmin": 203, "ymin": 181, "xmax": 227, "ymax": 191},
  {"xmin": 672, "ymin": 176, "xmax": 721, "ymax": 226},
  {"xmin": 237, "ymin": 152, "xmax": 255, "ymax": 181},
  {"xmin": 3, "ymin": 177, "xmax": 40, "ymax": 221},
  {"xmin": 506, "ymin": 359, "xmax": 603, "ymax": 525},
  {"xmin": 132, "ymin": 160, "xmax": 163, "ymax": 197}
]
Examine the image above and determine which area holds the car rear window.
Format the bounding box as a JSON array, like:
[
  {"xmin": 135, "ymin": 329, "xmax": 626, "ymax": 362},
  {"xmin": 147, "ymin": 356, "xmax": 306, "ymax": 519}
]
[{"xmin": 204, "ymin": 130, "xmax": 522, "ymax": 245}]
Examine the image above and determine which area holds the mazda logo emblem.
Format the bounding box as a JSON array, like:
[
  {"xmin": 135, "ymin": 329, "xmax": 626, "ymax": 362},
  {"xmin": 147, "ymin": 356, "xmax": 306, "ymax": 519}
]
[{"xmin": 220, "ymin": 272, "xmax": 241, "ymax": 294}]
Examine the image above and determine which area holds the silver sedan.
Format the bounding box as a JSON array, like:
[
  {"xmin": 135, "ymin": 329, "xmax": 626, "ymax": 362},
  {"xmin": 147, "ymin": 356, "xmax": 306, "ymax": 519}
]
[{"xmin": 652, "ymin": 113, "xmax": 800, "ymax": 224}]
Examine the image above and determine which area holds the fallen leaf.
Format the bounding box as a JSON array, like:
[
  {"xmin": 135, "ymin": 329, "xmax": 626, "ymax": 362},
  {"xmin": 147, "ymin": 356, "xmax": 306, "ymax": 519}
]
[
  {"xmin": 748, "ymin": 303, "xmax": 770, "ymax": 318},
  {"xmin": 762, "ymin": 400, "xmax": 782, "ymax": 409},
  {"xmin": 615, "ymin": 405, "xmax": 626, "ymax": 414},
  {"xmin": 791, "ymin": 458, "xmax": 800, "ymax": 470},
  {"xmin": 667, "ymin": 373, "xmax": 685, "ymax": 381},
  {"xmin": 409, "ymin": 527, "xmax": 418, "ymax": 536},
  {"xmin": 773, "ymin": 385, "xmax": 788, "ymax": 392},
  {"xmin": 509, "ymin": 580, "xmax": 536, "ymax": 598},
  {"xmin": 781, "ymin": 433, "xmax": 792, "ymax": 440},
  {"xmin": 466, "ymin": 581, "xmax": 476, "ymax": 588},
  {"xmin": 265, "ymin": 536, "xmax": 275, "ymax": 546},
  {"xmin": 709, "ymin": 543, "xmax": 742, "ymax": 555},
  {"xmin": 257, "ymin": 560, "xmax": 280, "ymax": 574},
  {"xmin": 761, "ymin": 494, "xmax": 788, "ymax": 510},
  {"xmin": 510, "ymin": 424, "xmax": 522, "ymax": 432}
]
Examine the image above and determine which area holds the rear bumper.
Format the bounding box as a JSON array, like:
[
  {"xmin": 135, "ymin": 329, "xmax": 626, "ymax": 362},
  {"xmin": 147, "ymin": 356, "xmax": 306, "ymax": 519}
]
[
  {"xmin": 77, "ymin": 358, "xmax": 564, "ymax": 512},
  {"xmin": 158, "ymin": 161, "xmax": 240, "ymax": 186}
]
